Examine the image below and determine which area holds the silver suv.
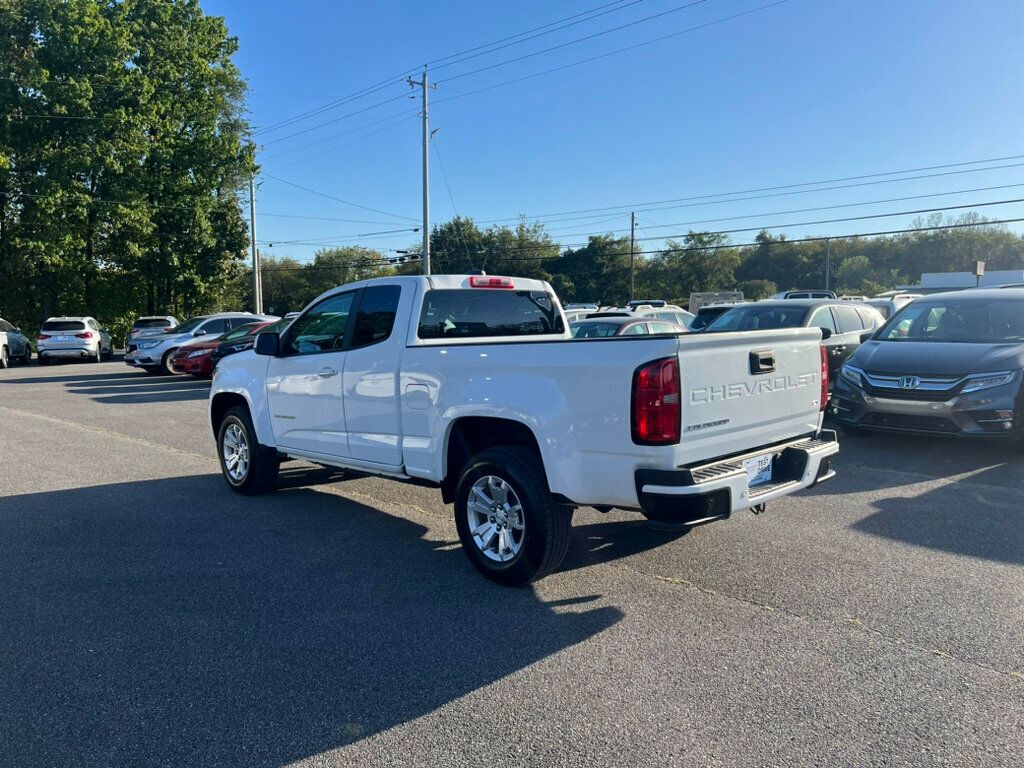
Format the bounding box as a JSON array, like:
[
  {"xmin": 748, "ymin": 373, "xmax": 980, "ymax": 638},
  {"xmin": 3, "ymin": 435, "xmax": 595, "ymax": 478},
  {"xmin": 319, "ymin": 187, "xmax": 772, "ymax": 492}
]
[
  {"xmin": 125, "ymin": 312, "xmax": 277, "ymax": 374},
  {"xmin": 37, "ymin": 317, "xmax": 113, "ymax": 365},
  {"xmin": 125, "ymin": 315, "xmax": 179, "ymax": 350}
]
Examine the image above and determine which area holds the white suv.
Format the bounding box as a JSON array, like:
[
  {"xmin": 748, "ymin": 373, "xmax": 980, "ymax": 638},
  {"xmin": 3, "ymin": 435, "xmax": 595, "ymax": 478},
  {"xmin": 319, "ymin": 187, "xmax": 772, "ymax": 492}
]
[
  {"xmin": 125, "ymin": 312, "xmax": 277, "ymax": 374},
  {"xmin": 37, "ymin": 317, "xmax": 113, "ymax": 365}
]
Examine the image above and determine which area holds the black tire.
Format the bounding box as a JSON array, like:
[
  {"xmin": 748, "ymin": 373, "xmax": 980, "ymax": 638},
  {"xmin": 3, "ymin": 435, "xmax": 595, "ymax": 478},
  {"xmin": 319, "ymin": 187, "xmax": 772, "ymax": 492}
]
[
  {"xmin": 21, "ymin": 347, "xmax": 31, "ymax": 364},
  {"xmin": 103, "ymin": 345, "xmax": 113, "ymax": 361},
  {"xmin": 453, "ymin": 446, "xmax": 571, "ymax": 586},
  {"xmin": 216, "ymin": 406, "xmax": 279, "ymax": 495},
  {"xmin": 0, "ymin": 346, "xmax": 8, "ymax": 369},
  {"xmin": 162, "ymin": 349, "xmax": 178, "ymax": 375}
]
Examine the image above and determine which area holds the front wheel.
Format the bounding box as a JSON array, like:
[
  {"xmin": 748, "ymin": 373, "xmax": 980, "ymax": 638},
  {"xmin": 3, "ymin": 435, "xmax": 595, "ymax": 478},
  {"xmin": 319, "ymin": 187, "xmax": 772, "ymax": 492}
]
[
  {"xmin": 0, "ymin": 346, "xmax": 8, "ymax": 369},
  {"xmin": 217, "ymin": 406, "xmax": 279, "ymax": 495},
  {"xmin": 162, "ymin": 349, "xmax": 179, "ymax": 375},
  {"xmin": 454, "ymin": 446, "xmax": 571, "ymax": 586}
]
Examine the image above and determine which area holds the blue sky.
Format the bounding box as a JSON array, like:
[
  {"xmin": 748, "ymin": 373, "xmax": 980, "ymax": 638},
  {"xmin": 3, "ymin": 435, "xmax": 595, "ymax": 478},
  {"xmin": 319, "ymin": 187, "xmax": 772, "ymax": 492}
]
[{"xmin": 204, "ymin": 0, "xmax": 1024, "ymax": 262}]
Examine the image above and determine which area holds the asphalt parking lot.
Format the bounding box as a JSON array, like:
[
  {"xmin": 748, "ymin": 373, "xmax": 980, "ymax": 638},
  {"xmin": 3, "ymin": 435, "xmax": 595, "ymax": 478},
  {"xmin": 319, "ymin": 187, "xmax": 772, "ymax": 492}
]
[{"xmin": 1, "ymin": 358, "xmax": 1022, "ymax": 768}]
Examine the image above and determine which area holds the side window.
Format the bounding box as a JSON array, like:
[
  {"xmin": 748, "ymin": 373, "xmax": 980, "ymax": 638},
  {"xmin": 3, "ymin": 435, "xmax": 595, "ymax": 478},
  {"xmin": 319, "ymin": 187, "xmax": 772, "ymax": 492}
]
[
  {"xmin": 623, "ymin": 323, "xmax": 649, "ymax": 335},
  {"xmin": 833, "ymin": 305, "xmax": 864, "ymax": 333},
  {"xmin": 287, "ymin": 292, "xmax": 356, "ymax": 355},
  {"xmin": 856, "ymin": 307, "xmax": 878, "ymax": 329},
  {"xmin": 0, "ymin": 320, "xmax": 11, "ymax": 332},
  {"xmin": 810, "ymin": 307, "xmax": 838, "ymax": 333},
  {"xmin": 351, "ymin": 285, "xmax": 401, "ymax": 349},
  {"xmin": 650, "ymin": 321, "xmax": 679, "ymax": 334},
  {"xmin": 200, "ymin": 318, "xmax": 229, "ymax": 336}
]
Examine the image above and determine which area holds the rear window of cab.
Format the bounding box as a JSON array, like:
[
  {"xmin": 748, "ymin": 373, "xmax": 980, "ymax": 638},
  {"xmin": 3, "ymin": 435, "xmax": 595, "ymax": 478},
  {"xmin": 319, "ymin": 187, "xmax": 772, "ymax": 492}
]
[{"xmin": 418, "ymin": 289, "xmax": 564, "ymax": 339}]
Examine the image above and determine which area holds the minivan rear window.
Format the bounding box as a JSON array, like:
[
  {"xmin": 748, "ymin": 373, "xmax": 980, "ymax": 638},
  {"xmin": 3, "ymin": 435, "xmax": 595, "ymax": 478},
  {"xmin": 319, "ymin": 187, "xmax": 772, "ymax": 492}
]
[
  {"xmin": 418, "ymin": 289, "xmax": 564, "ymax": 339},
  {"xmin": 42, "ymin": 320, "xmax": 86, "ymax": 332}
]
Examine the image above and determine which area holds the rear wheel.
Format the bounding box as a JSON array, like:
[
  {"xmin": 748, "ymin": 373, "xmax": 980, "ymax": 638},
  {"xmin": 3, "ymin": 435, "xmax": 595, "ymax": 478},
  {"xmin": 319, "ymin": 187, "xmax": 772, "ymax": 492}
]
[
  {"xmin": 454, "ymin": 446, "xmax": 571, "ymax": 586},
  {"xmin": 217, "ymin": 406, "xmax": 279, "ymax": 495},
  {"xmin": 20, "ymin": 346, "xmax": 31, "ymax": 364}
]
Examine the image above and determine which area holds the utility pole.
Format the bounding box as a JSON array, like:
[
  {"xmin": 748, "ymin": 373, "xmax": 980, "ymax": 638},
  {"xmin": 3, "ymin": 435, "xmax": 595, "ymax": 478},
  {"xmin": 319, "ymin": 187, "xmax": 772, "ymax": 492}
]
[
  {"xmin": 629, "ymin": 211, "xmax": 636, "ymax": 302},
  {"xmin": 824, "ymin": 239, "xmax": 831, "ymax": 292},
  {"xmin": 248, "ymin": 175, "xmax": 262, "ymax": 314},
  {"xmin": 408, "ymin": 67, "xmax": 437, "ymax": 275}
]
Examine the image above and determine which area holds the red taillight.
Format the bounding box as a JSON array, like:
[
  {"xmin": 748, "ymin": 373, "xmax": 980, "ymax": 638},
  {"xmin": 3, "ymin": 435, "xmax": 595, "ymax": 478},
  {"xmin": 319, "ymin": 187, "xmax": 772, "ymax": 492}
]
[
  {"xmin": 632, "ymin": 357, "xmax": 681, "ymax": 445},
  {"xmin": 76, "ymin": 331, "xmax": 95, "ymax": 339},
  {"xmin": 820, "ymin": 345, "xmax": 830, "ymax": 410},
  {"xmin": 469, "ymin": 275, "xmax": 515, "ymax": 289},
  {"xmin": 37, "ymin": 334, "xmax": 51, "ymax": 340}
]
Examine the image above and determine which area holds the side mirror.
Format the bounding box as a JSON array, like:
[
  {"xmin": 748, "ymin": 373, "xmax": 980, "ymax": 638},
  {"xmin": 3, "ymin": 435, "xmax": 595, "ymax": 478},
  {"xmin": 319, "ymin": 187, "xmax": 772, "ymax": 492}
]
[
  {"xmin": 13, "ymin": 327, "xmax": 21, "ymax": 334},
  {"xmin": 193, "ymin": 329, "xmax": 206, "ymax": 336},
  {"xmin": 859, "ymin": 331, "xmax": 874, "ymax": 344},
  {"xmin": 819, "ymin": 327, "xmax": 833, "ymax": 340},
  {"xmin": 254, "ymin": 331, "xmax": 280, "ymax": 356}
]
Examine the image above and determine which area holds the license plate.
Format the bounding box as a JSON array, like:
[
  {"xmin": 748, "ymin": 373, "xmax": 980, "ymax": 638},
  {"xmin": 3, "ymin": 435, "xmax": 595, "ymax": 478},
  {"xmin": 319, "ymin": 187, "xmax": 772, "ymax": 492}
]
[
  {"xmin": 745, "ymin": 454, "xmax": 773, "ymax": 487},
  {"xmin": 57, "ymin": 335, "xmax": 69, "ymax": 341}
]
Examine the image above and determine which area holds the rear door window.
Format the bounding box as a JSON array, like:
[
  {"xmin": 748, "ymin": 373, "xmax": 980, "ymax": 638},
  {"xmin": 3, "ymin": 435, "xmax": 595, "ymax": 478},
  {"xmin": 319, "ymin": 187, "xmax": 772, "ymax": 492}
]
[
  {"xmin": 622, "ymin": 323, "xmax": 649, "ymax": 335},
  {"xmin": 200, "ymin": 318, "xmax": 230, "ymax": 336},
  {"xmin": 418, "ymin": 289, "xmax": 563, "ymax": 339},
  {"xmin": 809, "ymin": 307, "xmax": 838, "ymax": 333},
  {"xmin": 351, "ymin": 285, "xmax": 401, "ymax": 348},
  {"xmin": 833, "ymin": 304, "xmax": 864, "ymax": 333}
]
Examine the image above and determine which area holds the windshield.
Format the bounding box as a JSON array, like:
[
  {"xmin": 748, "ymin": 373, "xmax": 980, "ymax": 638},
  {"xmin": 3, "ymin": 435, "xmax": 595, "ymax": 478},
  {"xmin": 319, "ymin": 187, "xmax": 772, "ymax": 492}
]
[
  {"xmin": 571, "ymin": 322, "xmax": 621, "ymax": 338},
  {"xmin": 705, "ymin": 305, "xmax": 809, "ymax": 332},
  {"xmin": 878, "ymin": 299, "xmax": 1024, "ymax": 343}
]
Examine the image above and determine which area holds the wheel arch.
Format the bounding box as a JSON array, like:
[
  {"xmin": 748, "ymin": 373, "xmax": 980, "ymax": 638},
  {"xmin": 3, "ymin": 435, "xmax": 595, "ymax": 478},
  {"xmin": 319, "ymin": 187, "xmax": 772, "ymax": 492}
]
[
  {"xmin": 441, "ymin": 416, "xmax": 546, "ymax": 504},
  {"xmin": 210, "ymin": 392, "xmax": 250, "ymax": 439}
]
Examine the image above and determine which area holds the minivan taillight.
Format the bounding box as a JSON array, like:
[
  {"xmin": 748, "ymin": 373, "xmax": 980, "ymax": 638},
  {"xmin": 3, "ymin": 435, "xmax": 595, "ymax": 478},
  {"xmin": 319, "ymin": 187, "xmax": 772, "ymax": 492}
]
[
  {"xmin": 632, "ymin": 357, "xmax": 681, "ymax": 445},
  {"xmin": 37, "ymin": 334, "xmax": 51, "ymax": 340},
  {"xmin": 76, "ymin": 331, "xmax": 95, "ymax": 339},
  {"xmin": 820, "ymin": 345, "xmax": 830, "ymax": 410}
]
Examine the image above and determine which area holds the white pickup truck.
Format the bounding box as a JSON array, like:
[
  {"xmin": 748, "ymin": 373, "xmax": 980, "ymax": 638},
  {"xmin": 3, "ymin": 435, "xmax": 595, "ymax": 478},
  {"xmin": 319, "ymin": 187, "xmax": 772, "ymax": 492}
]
[{"xmin": 209, "ymin": 274, "xmax": 838, "ymax": 585}]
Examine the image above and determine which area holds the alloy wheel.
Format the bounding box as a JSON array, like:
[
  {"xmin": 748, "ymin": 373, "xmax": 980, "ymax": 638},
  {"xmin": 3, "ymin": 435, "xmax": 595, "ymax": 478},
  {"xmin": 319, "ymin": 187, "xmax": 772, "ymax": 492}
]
[
  {"xmin": 466, "ymin": 475, "xmax": 526, "ymax": 563},
  {"xmin": 222, "ymin": 423, "xmax": 250, "ymax": 482}
]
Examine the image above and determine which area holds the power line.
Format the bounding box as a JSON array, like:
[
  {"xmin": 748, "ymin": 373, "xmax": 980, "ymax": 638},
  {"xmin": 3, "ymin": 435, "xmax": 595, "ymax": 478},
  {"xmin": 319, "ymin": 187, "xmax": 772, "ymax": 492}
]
[
  {"xmin": 258, "ymin": 92, "xmax": 412, "ymax": 147},
  {"xmin": 264, "ymin": 198, "xmax": 1023, "ymax": 254},
  {"xmin": 551, "ymin": 182, "xmax": 1024, "ymax": 238},
  {"xmin": 430, "ymin": 2, "xmax": 787, "ymax": 113},
  {"xmin": 252, "ymin": 1, "xmax": 642, "ymax": 136},
  {"xmin": 254, "ymin": 216, "xmax": 1024, "ymax": 271},
  {"xmin": 260, "ymin": 174, "xmax": 418, "ymax": 222},
  {"xmin": 471, "ymin": 153, "xmax": 1024, "ymax": 225},
  {"xmin": 436, "ymin": 0, "xmax": 709, "ymax": 85},
  {"xmin": 258, "ymin": 108, "xmax": 419, "ymax": 162},
  {"xmin": 262, "ymin": 113, "xmax": 419, "ymax": 172}
]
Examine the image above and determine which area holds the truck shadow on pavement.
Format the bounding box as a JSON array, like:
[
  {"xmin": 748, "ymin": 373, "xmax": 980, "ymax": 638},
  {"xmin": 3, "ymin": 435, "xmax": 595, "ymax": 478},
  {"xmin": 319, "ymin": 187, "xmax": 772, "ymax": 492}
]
[
  {"xmin": 850, "ymin": 464, "xmax": 1024, "ymax": 566},
  {"xmin": 0, "ymin": 474, "xmax": 622, "ymax": 768},
  {"xmin": 0, "ymin": 367, "xmax": 210, "ymax": 405}
]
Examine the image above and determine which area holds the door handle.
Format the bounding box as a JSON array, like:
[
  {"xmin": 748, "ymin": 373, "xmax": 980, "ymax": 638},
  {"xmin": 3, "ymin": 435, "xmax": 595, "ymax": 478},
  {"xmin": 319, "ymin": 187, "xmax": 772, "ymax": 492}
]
[{"xmin": 318, "ymin": 367, "xmax": 338, "ymax": 378}]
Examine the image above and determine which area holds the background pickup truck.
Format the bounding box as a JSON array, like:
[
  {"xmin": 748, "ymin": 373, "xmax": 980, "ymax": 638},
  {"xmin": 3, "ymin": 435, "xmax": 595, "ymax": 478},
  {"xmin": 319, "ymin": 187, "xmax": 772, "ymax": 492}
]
[{"xmin": 209, "ymin": 274, "xmax": 838, "ymax": 585}]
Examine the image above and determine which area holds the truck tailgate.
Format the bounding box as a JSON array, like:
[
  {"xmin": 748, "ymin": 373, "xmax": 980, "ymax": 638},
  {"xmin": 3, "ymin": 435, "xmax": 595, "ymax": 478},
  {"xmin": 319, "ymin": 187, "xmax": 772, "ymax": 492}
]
[{"xmin": 675, "ymin": 328, "xmax": 824, "ymax": 465}]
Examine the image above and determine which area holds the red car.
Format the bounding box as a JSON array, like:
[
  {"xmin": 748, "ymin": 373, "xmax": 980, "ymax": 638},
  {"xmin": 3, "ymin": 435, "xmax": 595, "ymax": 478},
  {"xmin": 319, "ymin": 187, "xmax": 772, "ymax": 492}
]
[{"xmin": 170, "ymin": 321, "xmax": 274, "ymax": 377}]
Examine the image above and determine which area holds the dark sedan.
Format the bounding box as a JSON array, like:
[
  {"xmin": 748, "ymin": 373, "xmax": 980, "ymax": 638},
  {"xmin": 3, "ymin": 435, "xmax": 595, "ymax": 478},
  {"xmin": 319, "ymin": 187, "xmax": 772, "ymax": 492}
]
[
  {"xmin": 703, "ymin": 299, "xmax": 885, "ymax": 382},
  {"xmin": 831, "ymin": 289, "xmax": 1024, "ymax": 440}
]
